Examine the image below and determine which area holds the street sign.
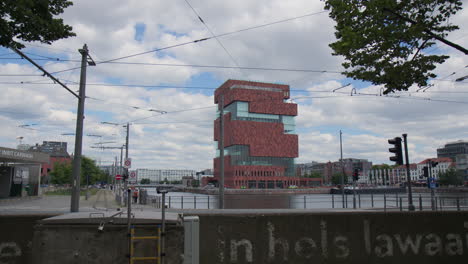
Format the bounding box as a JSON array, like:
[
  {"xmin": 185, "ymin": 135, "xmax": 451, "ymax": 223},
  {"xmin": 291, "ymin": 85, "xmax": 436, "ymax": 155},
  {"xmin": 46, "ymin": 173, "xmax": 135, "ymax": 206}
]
[
  {"xmin": 115, "ymin": 174, "xmax": 122, "ymax": 180},
  {"xmin": 129, "ymin": 170, "xmax": 137, "ymax": 183},
  {"xmin": 428, "ymin": 177, "xmax": 436, "ymax": 189},
  {"xmin": 124, "ymin": 158, "xmax": 132, "ymax": 168}
]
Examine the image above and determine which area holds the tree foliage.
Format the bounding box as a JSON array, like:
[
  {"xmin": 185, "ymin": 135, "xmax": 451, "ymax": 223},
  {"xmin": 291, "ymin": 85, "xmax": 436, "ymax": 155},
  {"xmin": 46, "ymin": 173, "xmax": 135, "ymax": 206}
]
[
  {"xmin": 372, "ymin": 164, "xmax": 395, "ymax": 170},
  {"xmin": 323, "ymin": 0, "xmax": 462, "ymax": 94},
  {"xmin": 49, "ymin": 161, "xmax": 72, "ymax": 184},
  {"xmin": 140, "ymin": 178, "xmax": 151, "ymax": 184},
  {"xmin": 331, "ymin": 173, "xmax": 348, "ymax": 185},
  {"xmin": 50, "ymin": 156, "xmax": 107, "ymax": 185},
  {"xmin": 0, "ymin": 0, "xmax": 76, "ymax": 49},
  {"xmin": 438, "ymin": 167, "xmax": 464, "ymax": 186}
]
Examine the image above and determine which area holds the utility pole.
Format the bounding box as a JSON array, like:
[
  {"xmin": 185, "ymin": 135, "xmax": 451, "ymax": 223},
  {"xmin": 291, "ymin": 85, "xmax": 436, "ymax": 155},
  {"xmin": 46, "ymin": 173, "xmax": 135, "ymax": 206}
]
[
  {"xmin": 219, "ymin": 96, "xmax": 225, "ymax": 209},
  {"xmin": 402, "ymin": 134, "xmax": 415, "ymax": 211},
  {"xmin": 124, "ymin": 123, "xmax": 130, "ymax": 194},
  {"xmin": 340, "ymin": 130, "xmax": 345, "ymax": 208},
  {"xmin": 428, "ymin": 160, "xmax": 436, "ymax": 210},
  {"xmin": 71, "ymin": 44, "xmax": 95, "ymax": 212},
  {"xmin": 90, "ymin": 144, "xmax": 125, "ymax": 203}
]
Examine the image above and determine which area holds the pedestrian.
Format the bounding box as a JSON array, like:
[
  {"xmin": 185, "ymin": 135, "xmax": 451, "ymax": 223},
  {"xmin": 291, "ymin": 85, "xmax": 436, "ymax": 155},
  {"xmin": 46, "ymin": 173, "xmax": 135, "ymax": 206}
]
[{"xmin": 132, "ymin": 189, "xmax": 138, "ymax": 204}]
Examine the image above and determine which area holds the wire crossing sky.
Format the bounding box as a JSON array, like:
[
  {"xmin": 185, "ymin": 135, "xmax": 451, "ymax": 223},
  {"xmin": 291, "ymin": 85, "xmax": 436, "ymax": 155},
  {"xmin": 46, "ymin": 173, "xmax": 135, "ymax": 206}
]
[{"xmin": 0, "ymin": 0, "xmax": 467, "ymax": 170}]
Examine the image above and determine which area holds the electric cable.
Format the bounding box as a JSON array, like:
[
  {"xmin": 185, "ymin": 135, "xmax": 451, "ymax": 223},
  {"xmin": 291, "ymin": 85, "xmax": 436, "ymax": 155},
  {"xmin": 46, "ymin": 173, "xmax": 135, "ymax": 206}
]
[{"xmin": 184, "ymin": 0, "xmax": 243, "ymax": 77}]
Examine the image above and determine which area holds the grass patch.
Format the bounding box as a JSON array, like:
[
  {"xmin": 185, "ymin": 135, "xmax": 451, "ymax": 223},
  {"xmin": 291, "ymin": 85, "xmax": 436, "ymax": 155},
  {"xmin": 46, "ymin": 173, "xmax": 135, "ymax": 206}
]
[{"xmin": 45, "ymin": 188, "xmax": 100, "ymax": 196}]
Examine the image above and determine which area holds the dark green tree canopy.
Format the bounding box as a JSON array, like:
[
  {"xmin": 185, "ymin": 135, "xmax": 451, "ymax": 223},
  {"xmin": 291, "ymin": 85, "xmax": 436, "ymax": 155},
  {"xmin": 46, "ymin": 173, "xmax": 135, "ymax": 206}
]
[
  {"xmin": 0, "ymin": 0, "xmax": 76, "ymax": 49},
  {"xmin": 323, "ymin": 0, "xmax": 463, "ymax": 94}
]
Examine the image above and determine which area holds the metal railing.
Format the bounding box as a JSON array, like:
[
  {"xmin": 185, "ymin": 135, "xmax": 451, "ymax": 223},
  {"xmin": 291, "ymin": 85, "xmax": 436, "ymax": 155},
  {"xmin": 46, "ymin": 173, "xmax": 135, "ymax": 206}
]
[{"xmin": 144, "ymin": 193, "xmax": 468, "ymax": 211}]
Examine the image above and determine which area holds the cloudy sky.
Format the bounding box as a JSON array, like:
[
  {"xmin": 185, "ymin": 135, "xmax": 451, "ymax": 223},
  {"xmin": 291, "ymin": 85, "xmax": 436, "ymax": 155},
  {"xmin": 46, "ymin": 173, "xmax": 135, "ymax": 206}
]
[{"xmin": 1, "ymin": 0, "xmax": 467, "ymax": 171}]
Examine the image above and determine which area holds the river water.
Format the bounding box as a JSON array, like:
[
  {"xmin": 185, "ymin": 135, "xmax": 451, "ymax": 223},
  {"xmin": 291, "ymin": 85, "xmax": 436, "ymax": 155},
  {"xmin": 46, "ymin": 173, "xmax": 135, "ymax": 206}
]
[{"xmin": 144, "ymin": 189, "xmax": 468, "ymax": 210}]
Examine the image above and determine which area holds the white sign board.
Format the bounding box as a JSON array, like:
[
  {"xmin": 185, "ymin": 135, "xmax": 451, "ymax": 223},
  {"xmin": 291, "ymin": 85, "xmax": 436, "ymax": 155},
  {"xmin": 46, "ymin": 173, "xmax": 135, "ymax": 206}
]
[
  {"xmin": 129, "ymin": 170, "xmax": 137, "ymax": 183},
  {"xmin": 124, "ymin": 158, "xmax": 132, "ymax": 169}
]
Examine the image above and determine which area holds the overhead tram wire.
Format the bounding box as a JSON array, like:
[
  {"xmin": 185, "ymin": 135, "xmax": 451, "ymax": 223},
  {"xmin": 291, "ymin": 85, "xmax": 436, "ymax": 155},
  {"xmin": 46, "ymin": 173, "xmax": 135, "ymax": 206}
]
[
  {"xmin": 184, "ymin": 0, "xmax": 244, "ymax": 77},
  {"xmin": 1, "ymin": 57, "xmax": 343, "ymax": 75},
  {"xmin": 44, "ymin": 10, "xmax": 327, "ymax": 75}
]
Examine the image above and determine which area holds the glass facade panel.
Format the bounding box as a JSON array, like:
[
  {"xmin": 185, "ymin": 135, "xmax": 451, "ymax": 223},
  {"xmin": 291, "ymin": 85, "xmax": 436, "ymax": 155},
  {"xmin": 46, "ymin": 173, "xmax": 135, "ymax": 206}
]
[
  {"xmin": 222, "ymin": 101, "xmax": 294, "ymax": 125},
  {"xmin": 224, "ymin": 145, "xmax": 295, "ymax": 176},
  {"xmin": 281, "ymin": 115, "xmax": 295, "ymax": 134}
]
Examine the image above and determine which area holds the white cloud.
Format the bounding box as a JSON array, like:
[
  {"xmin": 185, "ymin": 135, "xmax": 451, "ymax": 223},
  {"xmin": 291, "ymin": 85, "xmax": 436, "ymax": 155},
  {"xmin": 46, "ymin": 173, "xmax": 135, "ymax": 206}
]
[{"xmin": 1, "ymin": 0, "xmax": 467, "ymax": 171}]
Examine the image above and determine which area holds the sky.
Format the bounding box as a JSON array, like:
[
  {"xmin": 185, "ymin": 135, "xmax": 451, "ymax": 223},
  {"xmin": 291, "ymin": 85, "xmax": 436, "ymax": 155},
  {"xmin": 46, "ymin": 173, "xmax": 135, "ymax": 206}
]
[{"xmin": 1, "ymin": 0, "xmax": 468, "ymax": 171}]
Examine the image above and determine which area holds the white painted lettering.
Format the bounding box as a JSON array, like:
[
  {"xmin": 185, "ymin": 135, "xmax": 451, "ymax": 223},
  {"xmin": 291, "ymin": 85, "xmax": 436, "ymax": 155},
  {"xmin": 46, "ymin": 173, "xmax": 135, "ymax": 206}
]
[
  {"xmin": 217, "ymin": 239, "xmax": 225, "ymax": 262},
  {"xmin": 445, "ymin": 234, "xmax": 463, "ymax": 256},
  {"xmin": 320, "ymin": 220, "xmax": 328, "ymax": 258},
  {"xmin": 267, "ymin": 222, "xmax": 289, "ymax": 262},
  {"xmin": 294, "ymin": 237, "xmax": 316, "ymax": 259},
  {"xmin": 424, "ymin": 234, "xmax": 442, "ymax": 256},
  {"xmin": 374, "ymin": 234, "xmax": 393, "ymax": 258},
  {"xmin": 394, "ymin": 234, "xmax": 422, "ymax": 255},
  {"xmin": 230, "ymin": 239, "xmax": 253, "ymax": 263},
  {"xmin": 0, "ymin": 242, "xmax": 21, "ymax": 257},
  {"xmin": 334, "ymin": 235, "xmax": 349, "ymax": 259}
]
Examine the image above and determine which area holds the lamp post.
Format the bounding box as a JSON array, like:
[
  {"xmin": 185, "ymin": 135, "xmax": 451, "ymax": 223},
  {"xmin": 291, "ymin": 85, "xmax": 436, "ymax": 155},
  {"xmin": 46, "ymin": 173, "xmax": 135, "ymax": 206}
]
[{"xmin": 101, "ymin": 122, "xmax": 130, "ymax": 205}]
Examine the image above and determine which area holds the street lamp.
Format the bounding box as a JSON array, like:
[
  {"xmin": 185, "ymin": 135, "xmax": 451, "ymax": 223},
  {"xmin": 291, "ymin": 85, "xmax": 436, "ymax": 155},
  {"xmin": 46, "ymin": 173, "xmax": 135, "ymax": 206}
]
[
  {"xmin": 455, "ymin": 75, "xmax": 468, "ymax": 82},
  {"xmin": 101, "ymin": 121, "xmax": 130, "ymax": 205}
]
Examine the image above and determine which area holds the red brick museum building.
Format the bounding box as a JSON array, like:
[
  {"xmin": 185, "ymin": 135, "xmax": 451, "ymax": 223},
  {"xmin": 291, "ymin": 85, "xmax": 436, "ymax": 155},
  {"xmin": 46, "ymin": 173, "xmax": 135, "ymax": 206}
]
[{"xmin": 213, "ymin": 80, "xmax": 321, "ymax": 189}]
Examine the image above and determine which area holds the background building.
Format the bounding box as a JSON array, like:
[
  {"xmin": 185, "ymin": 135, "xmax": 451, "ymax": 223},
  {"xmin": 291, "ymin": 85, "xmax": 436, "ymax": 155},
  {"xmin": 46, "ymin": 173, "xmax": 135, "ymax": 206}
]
[
  {"xmin": 213, "ymin": 79, "xmax": 321, "ymax": 189},
  {"xmin": 28, "ymin": 141, "xmax": 71, "ymax": 183},
  {"xmin": 417, "ymin": 158, "xmax": 454, "ymax": 180},
  {"xmin": 437, "ymin": 140, "xmax": 468, "ymax": 161},
  {"xmin": 136, "ymin": 169, "xmax": 196, "ymax": 183}
]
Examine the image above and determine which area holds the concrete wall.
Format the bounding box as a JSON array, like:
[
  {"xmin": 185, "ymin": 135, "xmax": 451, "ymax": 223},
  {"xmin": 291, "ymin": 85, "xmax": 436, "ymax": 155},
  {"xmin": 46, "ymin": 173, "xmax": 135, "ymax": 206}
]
[
  {"xmin": 0, "ymin": 214, "xmax": 58, "ymax": 264},
  {"xmin": 194, "ymin": 211, "xmax": 468, "ymax": 264},
  {"xmin": 32, "ymin": 223, "xmax": 183, "ymax": 264},
  {"xmin": 2, "ymin": 211, "xmax": 468, "ymax": 264}
]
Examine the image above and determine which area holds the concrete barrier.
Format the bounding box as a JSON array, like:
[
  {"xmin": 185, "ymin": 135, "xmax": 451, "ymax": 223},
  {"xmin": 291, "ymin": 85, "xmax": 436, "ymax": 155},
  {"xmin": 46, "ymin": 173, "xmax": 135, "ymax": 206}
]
[
  {"xmin": 31, "ymin": 212, "xmax": 183, "ymax": 264},
  {"xmin": 193, "ymin": 211, "xmax": 468, "ymax": 264},
  {"xmin": 0, "ymin": 214, "xmax": 58, "ymax": 264},
  {"xmin": 2, "ymin": 211, "xmax": 468, "ymax": 263}
]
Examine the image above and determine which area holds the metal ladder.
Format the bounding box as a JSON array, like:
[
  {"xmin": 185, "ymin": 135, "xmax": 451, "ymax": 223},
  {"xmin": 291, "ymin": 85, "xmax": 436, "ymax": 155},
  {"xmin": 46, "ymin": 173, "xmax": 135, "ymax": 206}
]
[{"xmin": 129, "ymin": 225, "xmax": 161, "ymax": 264}]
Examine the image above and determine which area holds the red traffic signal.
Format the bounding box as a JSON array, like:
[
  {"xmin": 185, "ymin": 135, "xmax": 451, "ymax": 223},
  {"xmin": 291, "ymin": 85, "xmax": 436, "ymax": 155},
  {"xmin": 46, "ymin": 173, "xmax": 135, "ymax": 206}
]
[
  {"xmin": 388, "ymin": 137, "xmax": 403, "ymax": 165},
  {"xmin": 422, "ymin": 167, "xmax": 429, "ymax": 178},
  {"xmin": 353, "ymin": 168, "xmax": 359, "ymax": 181}
]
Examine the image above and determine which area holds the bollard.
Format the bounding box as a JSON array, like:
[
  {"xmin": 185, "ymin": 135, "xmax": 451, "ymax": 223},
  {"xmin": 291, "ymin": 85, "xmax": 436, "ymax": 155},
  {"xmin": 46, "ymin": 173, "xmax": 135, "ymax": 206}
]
[
  {"xmin": 457, "ymin": 197, "xmax": 460, "ymax": 211},
  {"xmin": 358, "ymin": 194, "xmax": 361, "ymax": 208},
  {"xmin": 384, "ymin": 193, "xmax": 387, "ymax": 212},
  {"xmin": 304, "ymin": 196, "xmax": 306, "ymax": 209},
  {"xmin": 194, "ymin": 196, "xmax": 197, "ymax": 209},
  {"xmin": 289, "ymin": 196, "xmax": 292, "ymax": 209},
  {"xmin": 181, "ymin": 196, "xmax": 184, "ymax": 209},
  {"xmin": 371, "ymin": 193, "xmax": 374, "ymax": 208},
  {"xmin": 419, "ymin": 195, "xmax": 422, "ymax": 211},
  {"xmin": 396, "ymin": 193, "xmax": 398, "ymax": 207},
  {"xmin": 169, "ymin": 196, "xmax": 171, "ymax": 208},
  {"xmin": 208, "ymin": 196, "xmax": 210, "ymax": 209},
  {"xmin": 399, "ymin": 197, "xmax": 403, "ymax": 211},
  {"xmin": 332, "ymin": 193, "xmax": 335, "ymax": 209}
]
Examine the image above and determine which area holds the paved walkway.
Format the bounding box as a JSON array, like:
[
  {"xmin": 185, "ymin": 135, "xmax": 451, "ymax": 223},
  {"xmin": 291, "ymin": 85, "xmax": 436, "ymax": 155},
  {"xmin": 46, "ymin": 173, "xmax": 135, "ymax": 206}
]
[{"xmin": 0, "ymin": 190, "xmax": 124, "ymax": 214}]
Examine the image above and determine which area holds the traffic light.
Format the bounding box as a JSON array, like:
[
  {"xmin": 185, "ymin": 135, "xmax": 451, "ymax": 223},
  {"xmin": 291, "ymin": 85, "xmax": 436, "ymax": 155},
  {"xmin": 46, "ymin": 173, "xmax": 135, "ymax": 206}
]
[
  {"xmin": 353, "ymin": 168, "xmax": 359, "ymax": 181},
  {"xmin": 431, "ymin": 161, "xmax": 439, "ymax": 167},
  {"xmin": 388, "ymin": 137, "xmax": 403, "ymax": 165},
  {"xmin": 422, "ymin": 167, "xmax": 429, "ymax": 178}
]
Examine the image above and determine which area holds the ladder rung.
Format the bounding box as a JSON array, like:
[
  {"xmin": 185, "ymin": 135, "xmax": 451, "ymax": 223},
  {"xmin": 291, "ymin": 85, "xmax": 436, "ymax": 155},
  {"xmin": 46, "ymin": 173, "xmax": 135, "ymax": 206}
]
[
  {"xmin": 131, "ymin": 257, "xmax": 159, "ymax": 260},
  {"xmin": 132, "ymin": 236, "xmax": 160, "ymax": 240}
]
